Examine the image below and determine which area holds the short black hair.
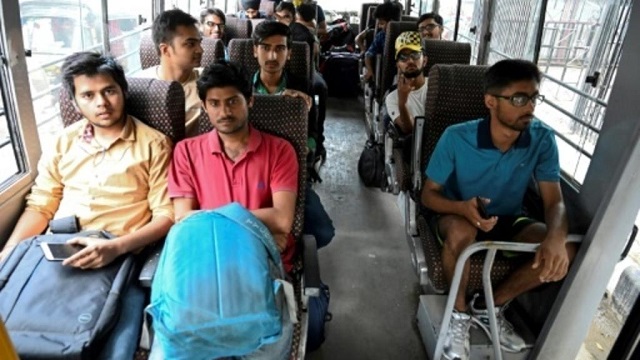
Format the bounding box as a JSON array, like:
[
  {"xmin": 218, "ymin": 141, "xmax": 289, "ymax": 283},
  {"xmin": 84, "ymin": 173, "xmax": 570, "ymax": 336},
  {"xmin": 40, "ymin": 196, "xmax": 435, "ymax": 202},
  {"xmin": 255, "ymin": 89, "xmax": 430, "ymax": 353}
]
[
  {"xmin": 152, "ymin": 9, "xmax": 199, "ymax": 56},
  {"xmin": 417, "ymin": 12, "xmax": 443, "ymax": 27},
  {"xmin": 61, "ymin": 51, "xmax": 127, "ymax": 100},
  {"xmin": 276, "ymin": 2, "xmax": 295, "ymax": 17},
  {"xmin": 297, "ymin": 3, "xmax": 316, "ymax": 23},
  {"xmin": 485, "ymin": 59, "xmax": 541, "ymax": 93},
  {"xmin": 197, "ymin": 60, "xmax": 252, "ymax": 101},
  {"xmin": 241, "ymin": 0, "xmax": 261, "ymax": 11},
  {"xmin": 374, "ymin": 2, "xmax": 402, "ymax": 22},
  {"xmin": 252, "ymin": 21, "xmax": 292, "ymax": 49},
  {"xmin": 200, "ymin": 8, "xmax": 226, "ymax": 24}
]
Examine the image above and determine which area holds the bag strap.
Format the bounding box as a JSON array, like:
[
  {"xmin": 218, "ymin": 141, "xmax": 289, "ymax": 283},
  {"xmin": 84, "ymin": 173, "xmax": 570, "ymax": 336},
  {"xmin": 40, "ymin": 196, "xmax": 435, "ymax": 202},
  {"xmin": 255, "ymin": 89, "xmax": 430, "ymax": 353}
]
[{"xmin": 213, "ymin": 203, "xmax": 284, "ymax": 274}]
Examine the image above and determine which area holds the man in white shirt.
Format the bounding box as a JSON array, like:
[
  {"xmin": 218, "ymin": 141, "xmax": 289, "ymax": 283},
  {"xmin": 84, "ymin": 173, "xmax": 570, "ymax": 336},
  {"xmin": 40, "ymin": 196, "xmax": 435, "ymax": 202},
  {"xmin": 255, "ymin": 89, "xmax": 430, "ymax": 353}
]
[
  {"xmin": 385, "ymin": 31, "xmax": 428, "ymax": 135},
  {"xmin": 137, "ymin": 9, "xmax": 203, "ymax": 135}
]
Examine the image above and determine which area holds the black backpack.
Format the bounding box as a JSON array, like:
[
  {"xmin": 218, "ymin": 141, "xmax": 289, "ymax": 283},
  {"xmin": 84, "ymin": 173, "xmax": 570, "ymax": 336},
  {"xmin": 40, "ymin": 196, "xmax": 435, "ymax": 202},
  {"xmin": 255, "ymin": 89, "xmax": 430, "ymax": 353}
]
[
  {"xmin": 0, "ymin": 231, "xmax": 135, "ymax": 359},
  {"xmin": 358, "ymin": 139, "xmax": 387, "ymax": 188}
]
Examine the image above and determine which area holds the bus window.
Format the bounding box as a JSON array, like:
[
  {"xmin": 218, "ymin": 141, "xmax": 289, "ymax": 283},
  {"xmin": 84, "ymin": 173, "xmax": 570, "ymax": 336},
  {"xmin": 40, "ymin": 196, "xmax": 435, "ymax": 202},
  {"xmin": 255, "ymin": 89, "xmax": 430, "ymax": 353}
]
[
  {"xmin": 19, "ymin": 0, "xmax": 104, "ymax": 149},
  {"xmin": 107, "ymin": 1, "xmax": 151, "ymax": 74},
  {"xmin": 0, "ymin": 99, "xmax": 19, "ymax": 185}
]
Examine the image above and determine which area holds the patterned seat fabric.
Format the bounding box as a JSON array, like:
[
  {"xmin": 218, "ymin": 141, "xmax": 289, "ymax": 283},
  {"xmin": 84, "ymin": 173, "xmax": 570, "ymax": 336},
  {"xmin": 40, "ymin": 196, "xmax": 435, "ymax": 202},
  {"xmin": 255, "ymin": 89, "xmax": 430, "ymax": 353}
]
[
  {"xmin": 225, "ymin": 17, "xmax": 253, "ymax": 40},
  {"xmin": 417, "ymin": 64, "xmax": 521, "ymax": 292},
  {"xmin": 393, "ymin": 40, "xmax": 472, "ymax": 193},
  {"xmin": 422, "ymin": 39, "xmax": 472, "ymax": 76},
  {"xmin": 377, "ymin": 21, "xmax": 418, "ymax": 103},
  {"xmin": 139, "ymin": 31, "xmax": 225, "ymax": 70},
  {"xmin": 229, "ymin": 38, "xmax": 311, "ymax": 86},
  {"xmin": 199, "ymin": 95, "xmax": 309, "ymax": 360},
  {"xmin": 59, "ymin": 77, "xmax": 186, "ymax": 143}
]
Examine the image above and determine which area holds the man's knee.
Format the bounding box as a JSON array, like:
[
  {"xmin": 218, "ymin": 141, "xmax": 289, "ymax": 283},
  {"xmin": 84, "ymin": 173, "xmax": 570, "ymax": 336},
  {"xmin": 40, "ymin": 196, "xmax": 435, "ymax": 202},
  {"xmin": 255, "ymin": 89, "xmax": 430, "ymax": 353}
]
[{"xmin": 440, "ymin": 216, "xmax": 477, "ymax": 255}]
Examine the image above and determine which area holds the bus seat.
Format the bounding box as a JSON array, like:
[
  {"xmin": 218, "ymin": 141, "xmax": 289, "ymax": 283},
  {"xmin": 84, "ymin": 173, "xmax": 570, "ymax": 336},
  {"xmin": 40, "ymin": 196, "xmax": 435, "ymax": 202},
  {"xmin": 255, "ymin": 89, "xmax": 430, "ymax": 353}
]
[
  {"xmin": 387, "ymin": 40, "xmax": 472, "ymax": 194},
  {"xmin": 229, "ymin": 38, "xmax": 312, "ymax": 87},
  {"xmin": 401, "ymin": 15, "xmax": 418, "ymax": 22},
  {"xmin": 142, "ymin": 95, "xmax": 321, "ymax": 360},
  {"xmin": 250, "ymin": 18, "xmax": 266, "ymax": 28},
  {"xmin": 58, "ymin": 77, "xmax": 186, "ymax": 144},
  {"xmin": 359, "ymin": 3, "xmax": 377, "ymax": 33},
  {"xmin": 413, "ymin": 64, "xmax": 511, "ymax": 293},
  {"xmin": 225, "ymin": 17, "xmax": 253, "ymax": 40},
  {"xmin": 138, "ymin": 32, "xmax": 225, "ymax": 70}
]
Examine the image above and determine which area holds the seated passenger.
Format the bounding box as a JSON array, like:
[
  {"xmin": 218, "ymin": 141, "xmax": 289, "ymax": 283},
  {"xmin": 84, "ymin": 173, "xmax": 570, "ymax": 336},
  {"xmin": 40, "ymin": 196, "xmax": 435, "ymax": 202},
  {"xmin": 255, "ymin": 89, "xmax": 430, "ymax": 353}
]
[
  {"xmin": 165, "ymin": 60, "xmax": 295, "ymax": 359},
  {"xmin": 137, "ymin": 9, "xmax": 202, "ymax": 135},
  {"xmin": 417, "ymin": 12, "xmax": 444, "ymax": 40},
  {"xmin": 200, "ymin": 7, "xmax": 229, "ymax": 60},
  {"xmin": 356, "ymin": 2, "xmax": 402, "ymax": 82},
  {"xmin": 385, "ymin": 31, "xmax": 427, "ymax": 136},
  {"xmin": 421, "ymin": 59, "xmax": 577, "ymax": 360},
  {"xmin": 252, "ymin": 20, "xmax": 334, "ymax": 249},
  {"xmin": 276, "ymin": 2, "xmax": 329, "ymax": 160},
  {"xmin": 0, "ymin": 52, "xmax": 173, "ymax": 359},
  {"xmin": 238, "ymin": 0, "xmax": 266, "ymax": 19}
]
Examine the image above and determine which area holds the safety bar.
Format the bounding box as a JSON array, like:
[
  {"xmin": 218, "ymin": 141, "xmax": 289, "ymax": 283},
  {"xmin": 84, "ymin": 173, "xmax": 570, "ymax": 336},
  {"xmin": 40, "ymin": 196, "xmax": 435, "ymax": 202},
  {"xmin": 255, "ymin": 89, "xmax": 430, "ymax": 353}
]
[
  {"xmin": 433, "ymin": 241, "xmax": 540, "ymax": 360},
  {"xmin": 411, "ymin": 116, "xmax": 426, "ymax": 192}
]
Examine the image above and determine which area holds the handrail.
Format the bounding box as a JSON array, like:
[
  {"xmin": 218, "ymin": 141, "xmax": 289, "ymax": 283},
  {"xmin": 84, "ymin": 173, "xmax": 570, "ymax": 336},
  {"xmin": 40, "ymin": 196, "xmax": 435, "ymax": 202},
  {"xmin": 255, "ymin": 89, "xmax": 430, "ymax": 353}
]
[
  {"xmin": 540, "ymin": 73, "xmax": 608, "ymax": 107},
  {"xmin": 541, "ymin": 97, "xmax": 601, "ymax": 134}
]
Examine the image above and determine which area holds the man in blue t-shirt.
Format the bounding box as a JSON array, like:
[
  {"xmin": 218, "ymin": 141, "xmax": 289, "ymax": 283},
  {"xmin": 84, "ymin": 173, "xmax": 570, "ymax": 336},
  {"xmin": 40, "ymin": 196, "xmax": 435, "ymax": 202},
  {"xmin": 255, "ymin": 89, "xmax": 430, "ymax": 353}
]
[
  {"xmin": 358, "ymin": 2, "xmax": 402, "ymax": 83},
  {"xmin": 422, "ymin": 59, "xmax": 577, "ymax": 360}
]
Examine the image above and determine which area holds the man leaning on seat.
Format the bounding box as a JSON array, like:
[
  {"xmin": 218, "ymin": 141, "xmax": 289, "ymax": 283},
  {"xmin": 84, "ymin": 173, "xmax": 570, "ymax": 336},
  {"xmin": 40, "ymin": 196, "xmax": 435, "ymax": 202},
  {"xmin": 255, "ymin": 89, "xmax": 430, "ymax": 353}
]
[
  {"xmin": 421, "ymin": 59, "xmax": 578, "ymax": 360},
  {"xmin": 0, "ymin": 51, "xmax": 174, "ymax": 359},
  {"xmin": 137, "ymin": 9, "xmax": 203, "ymax": 135}
]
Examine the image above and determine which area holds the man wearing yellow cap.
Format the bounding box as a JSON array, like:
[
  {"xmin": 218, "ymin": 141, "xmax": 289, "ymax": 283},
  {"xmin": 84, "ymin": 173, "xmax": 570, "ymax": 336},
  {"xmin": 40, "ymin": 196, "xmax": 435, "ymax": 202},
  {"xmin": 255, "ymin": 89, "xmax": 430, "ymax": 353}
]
[{"xmin": 385, "ymin": 31, "xmax": 427, "ymax": 135}]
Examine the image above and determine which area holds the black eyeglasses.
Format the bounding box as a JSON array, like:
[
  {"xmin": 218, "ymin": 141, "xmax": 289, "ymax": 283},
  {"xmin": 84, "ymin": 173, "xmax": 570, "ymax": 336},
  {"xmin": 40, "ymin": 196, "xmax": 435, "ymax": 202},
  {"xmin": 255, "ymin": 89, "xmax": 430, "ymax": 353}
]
[
  {"xmin": 491, "ymin": 93, "xmax": 545, "ymax": 107},
  {"xmin": 397, "ymin": 51, "xmax": 422, "ymax": 62},
  {"xmin": 418, "ymin": 24, "xmax": 440, "ymax": 32},
  {"xmin": 205, "ymin": 21, "xmax": 225, "ymax": 29}
]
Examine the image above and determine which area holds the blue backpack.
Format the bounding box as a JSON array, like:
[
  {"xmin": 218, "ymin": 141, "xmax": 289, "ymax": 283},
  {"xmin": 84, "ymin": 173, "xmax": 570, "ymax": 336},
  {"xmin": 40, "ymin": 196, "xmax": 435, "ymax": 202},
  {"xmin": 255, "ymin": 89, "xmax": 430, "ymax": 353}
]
[{"xmin": 147, "ymin": 203, "xmax": 293, "ymax": 359}]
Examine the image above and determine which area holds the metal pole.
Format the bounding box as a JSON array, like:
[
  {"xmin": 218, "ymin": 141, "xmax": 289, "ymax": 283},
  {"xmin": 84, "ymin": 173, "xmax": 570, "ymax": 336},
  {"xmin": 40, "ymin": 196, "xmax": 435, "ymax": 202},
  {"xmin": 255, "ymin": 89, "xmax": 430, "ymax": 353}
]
[
  {"xmin": 101, "ymin": 0, "xmax": 111, "ymax": 54},
  {"xmin": 533, "ymin": 0, "xmax": 548, "ymax": 64},
  {"xmin": 453, "ymin": 0, "xmax": 462, "ymax": 41},
  {"xmin": 476, "ymin": 0, "xmax": 495, "ymax": 65}
]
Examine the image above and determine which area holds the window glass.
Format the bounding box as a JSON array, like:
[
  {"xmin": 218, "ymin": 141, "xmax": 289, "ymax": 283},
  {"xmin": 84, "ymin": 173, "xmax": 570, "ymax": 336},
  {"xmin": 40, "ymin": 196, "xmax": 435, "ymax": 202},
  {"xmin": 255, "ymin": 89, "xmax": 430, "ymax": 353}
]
[
  {"xmin": 19, "ymin": 0, "xmax": 105, "ymax": 150},
  {"xmin": 108, "ymin": 1, "xmax": 150, "ymax": 74},
  {"xmin": 0, "ymin": 102, "xmax": 20, "ymax": 185}
]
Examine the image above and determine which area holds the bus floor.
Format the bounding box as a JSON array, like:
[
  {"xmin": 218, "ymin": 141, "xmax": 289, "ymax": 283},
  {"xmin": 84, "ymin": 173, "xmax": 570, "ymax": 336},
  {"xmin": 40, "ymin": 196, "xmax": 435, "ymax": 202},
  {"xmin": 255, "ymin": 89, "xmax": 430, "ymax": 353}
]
[{"xmin": 307, "ymin": 97, "xmax": 428, "ymax": 360}]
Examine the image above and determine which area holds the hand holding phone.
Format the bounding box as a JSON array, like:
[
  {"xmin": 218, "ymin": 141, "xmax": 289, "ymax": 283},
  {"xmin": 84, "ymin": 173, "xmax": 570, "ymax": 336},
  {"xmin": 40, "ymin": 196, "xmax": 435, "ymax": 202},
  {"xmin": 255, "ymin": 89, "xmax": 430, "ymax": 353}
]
[
  {"xmin": 476, "ymin": 196, "xmax": 490, "ymax": 219},
  {"xmin": 40, "ymin": 242, "xmax": 84, "ymax": 261}
]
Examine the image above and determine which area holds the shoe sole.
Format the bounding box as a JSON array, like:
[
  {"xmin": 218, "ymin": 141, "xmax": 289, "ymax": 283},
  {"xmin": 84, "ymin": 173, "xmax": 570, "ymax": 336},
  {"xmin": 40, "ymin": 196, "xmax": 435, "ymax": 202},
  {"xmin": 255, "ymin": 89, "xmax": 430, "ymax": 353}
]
[{"xmin": 471, "ymin": 316, "xmax": 528, "ymax": 353}]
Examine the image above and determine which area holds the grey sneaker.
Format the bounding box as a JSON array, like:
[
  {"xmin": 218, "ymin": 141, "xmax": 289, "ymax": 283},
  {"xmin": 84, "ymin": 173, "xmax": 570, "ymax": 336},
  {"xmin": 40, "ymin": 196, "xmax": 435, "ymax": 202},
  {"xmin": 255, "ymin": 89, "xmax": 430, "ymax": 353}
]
[
  {"xmin": 443, "ymin": 310, "xmax": 471, "ymax": 360},
  {"xmin": 470, "ymin": 296, "xmax": 527, "ymax": 353}
]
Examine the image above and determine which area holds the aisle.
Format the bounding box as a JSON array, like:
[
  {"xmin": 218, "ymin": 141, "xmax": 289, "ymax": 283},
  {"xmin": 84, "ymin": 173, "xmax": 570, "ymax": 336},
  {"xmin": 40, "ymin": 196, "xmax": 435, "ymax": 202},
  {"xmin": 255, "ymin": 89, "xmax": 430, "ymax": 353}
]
[{"xmin": 306, "ymin": 97, "xmax": 427, "ymax": 360}]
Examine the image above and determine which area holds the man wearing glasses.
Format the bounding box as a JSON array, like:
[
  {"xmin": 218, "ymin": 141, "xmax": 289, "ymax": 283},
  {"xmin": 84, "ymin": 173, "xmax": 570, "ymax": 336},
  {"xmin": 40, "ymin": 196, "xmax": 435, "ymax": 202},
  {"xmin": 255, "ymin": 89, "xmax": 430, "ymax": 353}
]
[
  {"xmin": 417, "ymin": 12, "xmax": 443, "ymax": 40},
  {"xmin": 385, "ymin": 31, "xmax": 427, "ymax": 135},
  {"xmin": 200, "ymin": 8, "xmax": 229, "ymax": 60},
  {"xmin": 421, "ymin": 59, "xmax": 576, "ymax": 360}
]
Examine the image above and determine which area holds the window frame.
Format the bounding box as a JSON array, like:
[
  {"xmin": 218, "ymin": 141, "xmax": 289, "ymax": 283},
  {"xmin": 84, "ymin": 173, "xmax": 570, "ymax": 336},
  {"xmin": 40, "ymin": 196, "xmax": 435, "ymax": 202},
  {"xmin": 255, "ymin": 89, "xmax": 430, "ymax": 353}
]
[{"xmin": 0, "ymin": 0, "xmax": 43, "ymax": 203}]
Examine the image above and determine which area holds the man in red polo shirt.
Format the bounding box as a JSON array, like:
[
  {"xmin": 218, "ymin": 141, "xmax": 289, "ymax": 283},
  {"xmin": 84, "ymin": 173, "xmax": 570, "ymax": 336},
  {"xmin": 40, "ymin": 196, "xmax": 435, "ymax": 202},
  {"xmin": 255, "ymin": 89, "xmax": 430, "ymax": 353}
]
[{"xmin": 168, "ymin": 60, "xmax": 298, "ymax": 272}]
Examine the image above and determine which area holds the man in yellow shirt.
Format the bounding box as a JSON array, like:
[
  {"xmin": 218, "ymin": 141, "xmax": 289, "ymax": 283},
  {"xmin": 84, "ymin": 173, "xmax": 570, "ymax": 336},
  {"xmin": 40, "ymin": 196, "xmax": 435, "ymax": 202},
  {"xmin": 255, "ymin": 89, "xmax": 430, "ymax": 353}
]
[
  {"xmin": 137, "ymin": 9, "xmax": 203, "ymax": 135},
  {"xmin": 0, "ymin": 51, "xmax": 173, "ymax": 359}
]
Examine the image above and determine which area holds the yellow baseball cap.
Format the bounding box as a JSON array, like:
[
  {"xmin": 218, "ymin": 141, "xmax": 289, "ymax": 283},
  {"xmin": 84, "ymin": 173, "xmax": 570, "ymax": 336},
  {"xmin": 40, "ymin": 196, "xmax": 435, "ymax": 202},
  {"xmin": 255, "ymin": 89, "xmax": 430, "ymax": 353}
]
[{"xmin": 395, "ymin": 31, "xmax": 422, "ymax": 59}]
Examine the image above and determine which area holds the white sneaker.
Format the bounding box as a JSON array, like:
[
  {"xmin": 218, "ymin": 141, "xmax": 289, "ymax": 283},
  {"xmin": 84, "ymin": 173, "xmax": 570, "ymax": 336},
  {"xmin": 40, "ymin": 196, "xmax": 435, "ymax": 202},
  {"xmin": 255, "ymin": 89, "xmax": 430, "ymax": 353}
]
[
  {"xmin": 443, "ymin": 310, "xmax": 472, "ymax": 360},
  {"xmin": 470, "ymin": 296, "xmax": 527, "ymax": 353}
]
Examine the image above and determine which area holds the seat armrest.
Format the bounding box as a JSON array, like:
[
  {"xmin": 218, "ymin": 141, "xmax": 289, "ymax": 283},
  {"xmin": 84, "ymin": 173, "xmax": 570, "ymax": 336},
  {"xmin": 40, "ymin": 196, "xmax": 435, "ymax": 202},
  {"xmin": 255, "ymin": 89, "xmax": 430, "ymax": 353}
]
[
  {"xmin": 302, "ymin": 234, "xmax": 321, "ymax": 297},
  {"xmin": 139, "ymin": 241, "xmax": 164, "ymax": 287}
]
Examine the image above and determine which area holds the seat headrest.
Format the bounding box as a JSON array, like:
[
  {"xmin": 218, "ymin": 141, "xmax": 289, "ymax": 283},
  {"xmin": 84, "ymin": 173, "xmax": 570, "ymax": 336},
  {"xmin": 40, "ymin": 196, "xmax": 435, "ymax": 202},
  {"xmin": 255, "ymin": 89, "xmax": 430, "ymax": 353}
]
[
  {"xmin": 421, "ymin": 64, "xmax": 490, "ymax": 174},
  {"xmin": 59, "ymin": 77, "xmax": 186, "ymax": 143}
]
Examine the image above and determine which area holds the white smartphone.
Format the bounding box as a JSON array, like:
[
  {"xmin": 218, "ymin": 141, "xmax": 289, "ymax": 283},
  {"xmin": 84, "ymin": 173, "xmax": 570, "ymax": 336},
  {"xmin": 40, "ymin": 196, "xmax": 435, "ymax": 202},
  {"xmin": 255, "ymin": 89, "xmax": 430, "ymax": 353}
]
[{"xmin": 40, "ymin": 242, "xmax": 84, "ymax": 261}]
